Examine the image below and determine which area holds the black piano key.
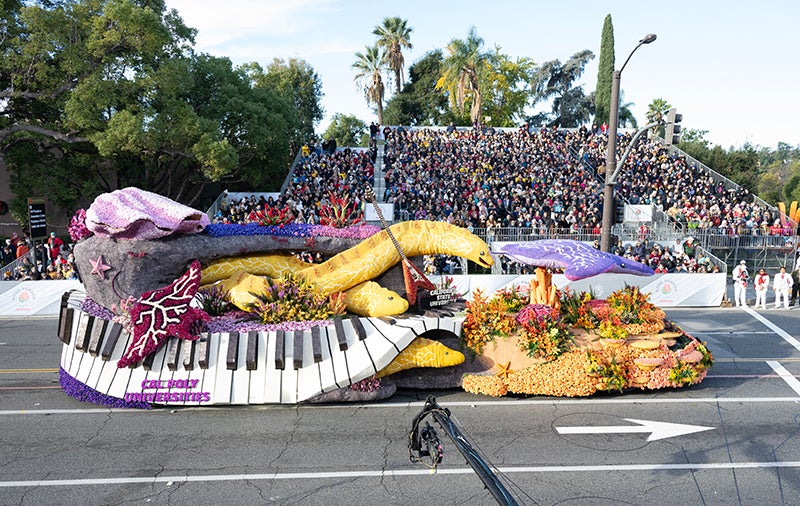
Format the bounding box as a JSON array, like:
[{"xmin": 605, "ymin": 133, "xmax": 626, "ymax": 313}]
[
  {"xmin": 198, "ymin": 333, "xmax": 210, "ymax": 369},
  {"xmin": 275, "ymin": 329, "xmax": 285, "ymax": 370},
  {"xmin": 57, "ymin": 293, "xmax": 74, "ymax": 344},
  {"xmin": 142, "ymin": 346, "xmax": 159, "ymax": 370},
  {"xmin": 166, "ymin": 338, "xmax": 181, "ymax": 371},
  {"xmin": 74, "ymin": 315, "xmax": 93, "ymax": 352},
  {"xmin": 377, "ymin": 316, "xmax": 396, "ymax": 326},
  {"xmin": 246, "ymin": 331, "xmax": 258, "ymax": 371},
  {"xmin": 87, "ymin": 318, "xmax": 108, "ymax": 356},
  {"xmin": 293, "ymin": 330, "xmax": 304, "ymax": 369},
  {"xmin": 311, "ymin": 326, "xmax": 322, "ymax": 363},
  {"xmin": 100, "ymin": 323, "xmax": 123, "ymax": 361},
  {"xmin": 226, "ymin": 332, "xmax": 239, "ymax": 370},
  {"xmin": 333, "ymin": 317, "xmax": 348, "ymax": 351},
  {"xmin": 183, "ymin": 339, "xmax": 196, "ymax": 371},
  {"xmin": 348, "ymin": 315, "xmax": 367, "ymax": 341}
]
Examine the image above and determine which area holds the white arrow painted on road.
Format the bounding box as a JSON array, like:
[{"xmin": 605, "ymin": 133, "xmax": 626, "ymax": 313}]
[{"xmin": 555, "ymin": 418, "xmax": 715, "ymax": 441}]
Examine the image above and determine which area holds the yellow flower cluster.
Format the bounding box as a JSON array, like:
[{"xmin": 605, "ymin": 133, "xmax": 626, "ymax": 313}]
[
  {"xmin": 461, "ymin": 374, "xmax": 508, "ymax": 397},
  {"xmin": 504, "ymin": 350, "xmax": 598, "ymax": 397}
]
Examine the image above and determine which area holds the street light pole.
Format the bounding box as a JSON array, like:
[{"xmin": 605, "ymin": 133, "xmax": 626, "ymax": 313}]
[{"xmin": 600, "ymin": 33, "xmax": 657, "ymax": 253}]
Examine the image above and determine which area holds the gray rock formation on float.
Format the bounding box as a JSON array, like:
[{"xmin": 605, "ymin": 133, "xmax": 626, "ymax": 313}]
[{"xmin": 73, "ymin": 232, "xmax": 419, "ymax": 310}]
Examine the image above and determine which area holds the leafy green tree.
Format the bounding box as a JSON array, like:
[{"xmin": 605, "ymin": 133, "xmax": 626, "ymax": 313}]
[
  {"xmin": 252, "ymin": 58, "xmax": 324, "ymax": 153},
  {"xmin": 373, "ymin": 17, "xmax": 412, "ymax": 94},
  {"xmin": 481, "ymin": 50, "xmax": 536, "ymax": 127},
  {"xmin": 323, "ymin": 113, "xmax": 367, "ymax": 147},
  {"xmin": 530, "ymin": 50, "xmax": 595, "ymax": 127},
  {"xmin": 437, "ymin": 27, "xmax": 494, "ymax": 125},
  {"xmin": 352, "ymin": 45, "xmax": 387, "ymax": 125},
  {"xmin": 384, "ymin": 50, "xmax": 463, "ymax": 126},
  {"xmin": 1, "ymin": 0, "xmax": 298, "ymax": 220},
  {"xmin": 594, "ymin": 14, "xmax": 615, "ymax": 126}
]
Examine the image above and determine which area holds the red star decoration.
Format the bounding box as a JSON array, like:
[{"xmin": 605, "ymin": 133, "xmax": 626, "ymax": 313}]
[
  {"xmin": 90, "ymin": 255, "xmax": 112, "ymax": 279},
  {"xmin": 304, "ymin": 236, "xmax": 316, "ymax": 249},
  {"xmin": 117, "ymin": 260, "xmax": 209, "ymax": 368}
]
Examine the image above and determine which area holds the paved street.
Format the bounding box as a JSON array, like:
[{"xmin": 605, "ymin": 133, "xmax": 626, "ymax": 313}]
[{"xmin": 1, "ymin": 308, "xmax": 799, "ymax": 505}]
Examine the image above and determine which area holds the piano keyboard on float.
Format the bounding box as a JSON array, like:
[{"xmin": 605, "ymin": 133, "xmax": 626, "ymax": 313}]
[{"xmin": 58, "ymin": 298, "xmax": 464, "ymax": 406}]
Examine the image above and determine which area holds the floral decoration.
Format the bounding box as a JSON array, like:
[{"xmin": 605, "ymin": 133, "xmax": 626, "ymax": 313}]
[
  {"xmin": 318, "ymin": 192, "xmax": 364, "ymax": 228},
  {"xmin": 246, "ymin": 273, "xmax": 336, "ymax": 324},
  {"xmin": 117, "ymin": 260, "xmax": 210, "ymax": 368},
  {"xmin": 68, "ymin": 208, "xmax": 92, "ymax": 242}
]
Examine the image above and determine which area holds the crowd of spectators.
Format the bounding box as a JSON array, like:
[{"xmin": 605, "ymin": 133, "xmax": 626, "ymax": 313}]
[
  {"xmin": 210, "ymin": 125, "xmax": 785, "ymax": 243},
  {"xmin": 1, "ymin": 233, "xmax": 79, "ymax": 280},
  {"xmin": 212, "ymin": 146, "xmax": 376, "ymax": 226},
  {"xmin": 569, "ymin": 126, "xmax": 789, "ymax": 236}
]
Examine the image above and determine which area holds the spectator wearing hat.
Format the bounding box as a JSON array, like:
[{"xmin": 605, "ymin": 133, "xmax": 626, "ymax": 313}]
[
  {"xmin": 732, "ymin": 260, "xmax": 749, "ymax": 307},
  {"xmin": 754, "ymin": 268, "xmax": 770, "ymax": 309},
  {"xmin": 773, "ymin": 266, "xmax": 793, "ymax": 309}
]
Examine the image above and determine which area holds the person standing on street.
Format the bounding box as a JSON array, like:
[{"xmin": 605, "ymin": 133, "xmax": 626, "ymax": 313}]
[
  {"xmin": 754, "ymin": 268, "xmax": 770, "ymax": 309},
  {"xmin": 773, "ymin": 266, "xmax": 793, "ymax": 309},
  {"xmin": 732, "ymin": 260, "xmax": 749, "ymax": 307},
  {"xmin": 791, "ymin": 256, "xmax": 800, "ymax": 306}
]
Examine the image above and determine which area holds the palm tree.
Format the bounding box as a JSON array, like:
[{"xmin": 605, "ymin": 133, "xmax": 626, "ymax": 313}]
[
  {"xmin": 617, "ymin": 92, "xmax": 638, "ymax": 129},
  {"xmin": 646, "ymin": 98, "xmax": 670, "ymax": 139},
  {"xmin": 352, "ymin": 45, "xmax": 387, "ymax": 125},
  {"xmin": 373, "ymin": 17, "xmax": 413, "ymax": 94},
  {"xmin": 436, "ymin": 27, "xmax": 493, "ymax": 125}
]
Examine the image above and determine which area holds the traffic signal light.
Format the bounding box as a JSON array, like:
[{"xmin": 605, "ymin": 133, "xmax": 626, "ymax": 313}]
[{"xmin": 665, "ymin": 108, "xmax": 682, "ymax": 146}]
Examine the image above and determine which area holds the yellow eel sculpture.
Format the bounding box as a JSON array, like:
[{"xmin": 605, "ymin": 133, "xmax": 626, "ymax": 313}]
[
  {"xmin": 200, "ymin": 221, "xmax": 493, "ymax": 317},
  {"xmin": 377, "ymin": 337, "xmax": 465, "ymax": 378}
]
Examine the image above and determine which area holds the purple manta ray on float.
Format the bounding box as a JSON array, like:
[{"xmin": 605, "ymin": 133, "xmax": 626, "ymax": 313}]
[{"xmin": 493, "ymin": 239, "xmax": 654, "ymax": 280}]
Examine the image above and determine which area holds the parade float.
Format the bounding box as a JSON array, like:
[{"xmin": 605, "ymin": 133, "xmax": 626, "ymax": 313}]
[{"xmin": 57, "ymin": 187, "xmax": 712, "ymax": 408}]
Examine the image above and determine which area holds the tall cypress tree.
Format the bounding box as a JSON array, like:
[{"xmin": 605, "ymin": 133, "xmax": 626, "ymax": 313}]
[{"xmin": 595, "ymin": 14, "xmax": 615, "ymax": 126}]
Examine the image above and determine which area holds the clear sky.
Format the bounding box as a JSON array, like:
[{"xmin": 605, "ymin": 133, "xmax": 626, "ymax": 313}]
[{"xmin": 164, "ymin": 0, "xmax": 799, "ymax": 150}]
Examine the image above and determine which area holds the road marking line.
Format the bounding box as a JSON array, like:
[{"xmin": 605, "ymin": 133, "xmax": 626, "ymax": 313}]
[
  {"xmin": 3, "ymin": 396, "xmax": 800, "ymax": 416},
  {"xmin": 3, "ymin": 461, "xmax": 800, "ymax": 487},
  {"xmin": 766, "ymin": 361, "xmax": 800, "ymax": 397},
  {"xmin": 0, "ymin": 368, "xmax": 59, "ymax": 374},
  {"xmin": 746, "ymin": 309, "xmax": 800, "ymax": 352}
]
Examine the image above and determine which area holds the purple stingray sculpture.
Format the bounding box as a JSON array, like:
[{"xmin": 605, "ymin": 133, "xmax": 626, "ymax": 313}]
[{"xmin": 494, "ymin": 239, "xmax": 654, "ymax": 280}]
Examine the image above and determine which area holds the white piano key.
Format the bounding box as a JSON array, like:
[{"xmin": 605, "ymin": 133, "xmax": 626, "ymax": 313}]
[
  {"xmin": 62, "ymin": 311, "xmax": 87, "ymax": 376},
  {"xmin": 248, "ymin": 332, "xmax": 268, "ymax": 404},
  {"xmin": 335, "ymin": 318, "xmax": 378, "ymax": 386},
  {"xmin": 296, "ymin": 329, "xmax": 324, "ymax": 402},
  {"xmin": 388, "ymin": 314, "xmax": 428, "ymax": 336},
  {"xmin": 104, "ymin": 333, "xmax": 135, "ymax": 400},
  {"xmin": 159, "ymin": 342, "xmax": 195, "ymax": 406},
  {"xmin": 316, "ymin": 325, "xmax": 338, "ymax": 393},
  {"xmin": 263, "ymin": 331, "xmax": 281, "ymax": 404},
  {"xmin": 360, "ymin": 318, "xmax": 412, "ymax": 373},
  {"xmin": 324, "ymin": 325, "xmax": 351, "ymax": 388},
  {"xmin": 183, "ymin": 338, "xmax": 208, "ymax": 407},
  {"xmin": 84, "ymin": 320, "xmax": 120, "ymax": 392},
  {"xmin": 280, "ymin": 330, "xmax": 298, "ymax": 404},
  {"xmin": 230, "ymin": 332, "xmax": 251, "ymax": 405},
  {"xmin": 211, "ymin": 332, "xmax": 233, "ymax": 404}
]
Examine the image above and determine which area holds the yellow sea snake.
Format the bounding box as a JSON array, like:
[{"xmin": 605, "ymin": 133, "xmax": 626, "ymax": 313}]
[
  {"xmin": 299, "ymin": 221, "xmax": 492, "ymax": 295},
  {"xmin": 200, "ymin": 221, "xmax": 493, "ymax": 316},
  {"xmin": 214, "ymin": 269, "xmax": 408, "ymax": 317},
  {"xmin": 376, "ymin": 337, "xmax": 465, "ymax": 378}
]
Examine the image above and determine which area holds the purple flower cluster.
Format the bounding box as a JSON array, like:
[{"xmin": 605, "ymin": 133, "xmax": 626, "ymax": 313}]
[
  {"xmin": 59, "ymin": 368, "xmax": 151, "ymax": 409},
  {"xmin": 205, "ymin": 222, "xmax": 381, "ymax": 240},
  {"xmin": 68, "ymin": 209, "xmax": 93, "ymax": 242},
  {"xmin": 204, "ymin": 313, "xmax": 333, "ymax": 333},
  {"xmin": 205, "ymin": 223, "xmax": 314, "ymax": 238},
  {"xmin": 515, "ymin": 303, "xmax": 556, "ymax": 326},
  {"xmin": 80, "ymin": 296, "xmax": 115, "ymax": 320}
]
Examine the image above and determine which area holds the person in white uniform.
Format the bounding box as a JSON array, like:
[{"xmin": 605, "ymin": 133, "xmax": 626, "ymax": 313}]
[
  {"xmin": 753, "ymin": 268, "xmax": 770, "ymax": 309},
  {"xmin": 773, "ymin": 266, "xmax": 793, "ymax": 309},
  {"xmin": 731, "ymin": 260, "xmax": 749, "ymax": 307}
]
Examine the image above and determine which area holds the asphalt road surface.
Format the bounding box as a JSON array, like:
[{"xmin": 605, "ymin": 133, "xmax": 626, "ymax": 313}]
[{"xmin": 1, "ymin": 307, "xmax": 800, "ymax": 505}]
